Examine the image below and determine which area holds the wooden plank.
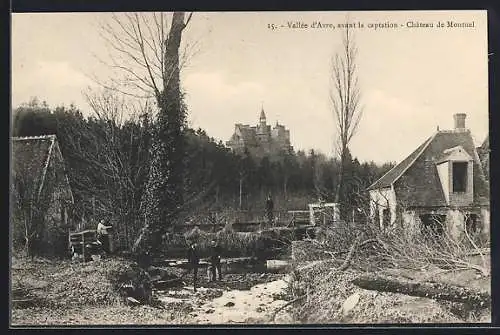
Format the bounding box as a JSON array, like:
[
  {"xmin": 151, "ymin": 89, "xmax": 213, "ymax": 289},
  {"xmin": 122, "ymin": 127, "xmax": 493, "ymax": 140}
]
[{"xmin": 70, "ymin": 229, "xmax": 96, "ymax": 236}]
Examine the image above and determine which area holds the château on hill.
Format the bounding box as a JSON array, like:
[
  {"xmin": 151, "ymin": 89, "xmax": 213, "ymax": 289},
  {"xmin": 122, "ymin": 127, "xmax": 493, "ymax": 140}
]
[{"xmin": 226, "ymin": 107, "xmax": 294, "ymax": 160}]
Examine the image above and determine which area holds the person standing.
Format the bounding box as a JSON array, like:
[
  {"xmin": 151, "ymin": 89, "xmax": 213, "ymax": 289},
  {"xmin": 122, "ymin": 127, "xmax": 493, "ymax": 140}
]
[
  {"xmin": 97, "ymin": 219, "xmax": 113, "ymax": 253},
  {"xmin": 265, "ymin": 193, "xmax": 274, "ymax": 225},
  {"xmin": 187, "ymin": 242, "xmax": 200, "ymax": 292},
  {"xmin": 209, "ymin": 240, "xmax": 223, "ymax": 281}
]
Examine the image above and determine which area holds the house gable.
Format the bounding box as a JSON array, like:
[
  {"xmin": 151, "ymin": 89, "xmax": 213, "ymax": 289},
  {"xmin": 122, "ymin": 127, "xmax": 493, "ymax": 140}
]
[
  {"xmin": 12, "ymin": 135, "xmax": 74, "ymax": 205},
  {"xmin": 435, "ymin": 145, "xmax": 474, "ymax": 206},
  {"xmin": 12, "ymin": 135, "xmax": 55, "ymax": 199},
  {"xmin": 393, "ymin": 130, "xmax": 488, "ymax": 208},
  {"xmin": 367, "ymin": 134, "xmax": 435, "ymax": 191},
  {"xmin": 436, "ymin": 145, "xmax": 473, "ymax": 163},
  {"xmin": 368, "ymin": 115, "xmax": 489, "ymax": 210}
]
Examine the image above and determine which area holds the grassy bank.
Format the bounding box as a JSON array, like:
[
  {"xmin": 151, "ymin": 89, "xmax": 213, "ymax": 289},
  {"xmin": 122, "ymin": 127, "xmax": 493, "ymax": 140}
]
[{"xmin": 10, "ymin": 253, "xmax": 288, "ymax": 326}]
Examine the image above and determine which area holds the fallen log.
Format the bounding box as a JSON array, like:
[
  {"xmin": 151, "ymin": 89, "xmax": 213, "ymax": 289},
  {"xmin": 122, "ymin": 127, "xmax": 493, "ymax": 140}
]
[{"xmin": 351, "ymin": 274, "xmax": 490, "ymax": 308}]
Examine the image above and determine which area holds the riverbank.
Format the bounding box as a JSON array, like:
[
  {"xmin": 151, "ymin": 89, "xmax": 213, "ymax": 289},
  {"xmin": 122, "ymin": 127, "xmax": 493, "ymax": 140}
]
[
  {"xmin": 160, "ymin": 275, "xmax": 293, "ymax": 324},
  {"xmin": 11, "ymin": 256, "xmax": 291, "ymax": 326}
]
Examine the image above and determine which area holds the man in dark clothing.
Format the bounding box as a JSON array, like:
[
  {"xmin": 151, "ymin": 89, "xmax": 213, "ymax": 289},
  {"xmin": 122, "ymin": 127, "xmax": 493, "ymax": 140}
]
[
  {"xmin": 209, "ymin": 240, "xmax": 223, "ymax": 281},
  {"xmin": 265, "ymin": 194, "xmax": 274, "ymax": 225},
  {"xmin": 187, "ymin": 242, "xmax": 200, "ymax": 292}
]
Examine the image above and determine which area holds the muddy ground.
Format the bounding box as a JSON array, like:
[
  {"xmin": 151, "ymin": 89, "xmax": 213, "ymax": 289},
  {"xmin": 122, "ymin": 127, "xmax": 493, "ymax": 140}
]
[
  {"xmin": 10, "ymin": 256, "xmax": 291, "ymax": 326},
  {"xmin": 10, "ymin": 254, "xmax": 491, "ymax": 326}
]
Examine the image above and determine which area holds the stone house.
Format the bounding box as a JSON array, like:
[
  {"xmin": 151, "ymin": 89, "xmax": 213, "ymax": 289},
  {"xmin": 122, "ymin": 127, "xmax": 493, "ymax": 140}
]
[
  {"xmin": 11, "ymin": 135, "xmax": 74, "ymax": 256},
  {"xmin": 367, "ymin": 114, "xmax": 489, "ymax": 240}
]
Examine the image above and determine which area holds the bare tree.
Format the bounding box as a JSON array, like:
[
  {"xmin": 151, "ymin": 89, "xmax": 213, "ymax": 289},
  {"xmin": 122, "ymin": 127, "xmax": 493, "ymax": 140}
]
[
  {"xmin": 95, "ymin": 12, "xmax": 196, "ymax": 101},
  {"xmin": 90, "ymin": 12, "xmax": 196, "ymax": 257},
  {"xmin": 330, "ymin": 22, "xmax": 363, "ymax": 206},
  {"xmin": 81, "ymin": 88, "xmax": 153, "ymax": 249}
]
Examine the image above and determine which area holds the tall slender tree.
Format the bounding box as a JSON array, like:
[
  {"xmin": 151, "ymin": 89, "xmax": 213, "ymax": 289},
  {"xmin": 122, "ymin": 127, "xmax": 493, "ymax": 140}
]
[
  {"xmin": 330, "ymin": 22, "xmax": 363, "ymax": 210},
  {"xmin": 132, "ymin": 12, "xmax": 193, "ymax": 256}
]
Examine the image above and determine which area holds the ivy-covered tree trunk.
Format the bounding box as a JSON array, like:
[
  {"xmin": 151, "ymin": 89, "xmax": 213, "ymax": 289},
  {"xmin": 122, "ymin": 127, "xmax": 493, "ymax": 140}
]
[{"xmin": 133, "ymin": 12, "xmax": 187, "ymax": 258}]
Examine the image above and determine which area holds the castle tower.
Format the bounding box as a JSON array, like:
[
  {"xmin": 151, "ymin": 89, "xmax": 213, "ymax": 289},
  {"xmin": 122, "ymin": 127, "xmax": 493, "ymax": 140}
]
[{"xmin": 259, "ymin": 105, "xmax": 267, "ymax": 130}]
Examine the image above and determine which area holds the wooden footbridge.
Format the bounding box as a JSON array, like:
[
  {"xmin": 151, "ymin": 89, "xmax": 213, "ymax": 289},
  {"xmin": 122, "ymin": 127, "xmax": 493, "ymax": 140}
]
[{"xmin": 174, "ymin": 202, "xmax": 340, "ymax": 233}]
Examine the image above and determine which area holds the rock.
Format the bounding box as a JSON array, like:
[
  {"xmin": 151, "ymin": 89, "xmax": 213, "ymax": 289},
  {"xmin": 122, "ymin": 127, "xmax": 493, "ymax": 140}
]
[
  {"xmin": 256, "ymin": 306, "xmax": 264, "ymax": 313},
  {"xmin": 341, "ymin": 292, "xmax": 360, "ymax": 316},
  {"xmin": 224, "ymin": 301, "xmax": 235, "ymax": 307},
  {"xmin": 127, "ymin": 296, "xmax": 141, "ymax": 306},
  {"xmin": 205, "ymin": 309, "xmax": 215, "ymax": 314}
]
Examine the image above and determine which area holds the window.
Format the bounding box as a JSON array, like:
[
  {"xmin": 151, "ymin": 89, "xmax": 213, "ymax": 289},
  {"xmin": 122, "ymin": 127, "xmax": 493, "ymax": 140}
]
[
  {"xmin": 465, "ymin": 214, "xmax": 479, "ymax": 234},
  {"xmin": 452, "ymin": 162, "xmax": 467, "ymax": 192},
  {"xmin": 382, "ymin": 208, "xmax": 390, "ymax": 228},
  {"xmin": 420, "ymin": 214, "xmax": 446, "ymax": 238}
]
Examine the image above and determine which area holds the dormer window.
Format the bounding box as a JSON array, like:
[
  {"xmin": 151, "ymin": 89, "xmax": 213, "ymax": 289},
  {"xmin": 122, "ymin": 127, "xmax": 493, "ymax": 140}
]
[{"xmin": 452, "ymin": 162, "xmax": 467, "ymax": 193}]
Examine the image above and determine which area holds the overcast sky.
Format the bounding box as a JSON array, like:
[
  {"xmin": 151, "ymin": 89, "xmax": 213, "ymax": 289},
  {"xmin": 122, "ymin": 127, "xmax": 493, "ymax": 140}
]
[{"xmin": 11, "ymin": 10, "xmax": 489, "ymax": 164}]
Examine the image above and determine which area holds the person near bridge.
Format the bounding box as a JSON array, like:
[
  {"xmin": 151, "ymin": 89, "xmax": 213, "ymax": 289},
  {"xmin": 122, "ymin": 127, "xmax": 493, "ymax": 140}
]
[
  {"xmin": 265, "ymin": 193, "xmax": 274, "ymax": 225},
  {"xmin": 187, "ymin": 242, "xmax": 200, "ymax": 292},
  {"xmin": 97, "ymin": 219, "xmax": 113, "ymax": 253},
  {"xmin": 209, "ymin": 240, "xmax": 223, "ymax": 282}
]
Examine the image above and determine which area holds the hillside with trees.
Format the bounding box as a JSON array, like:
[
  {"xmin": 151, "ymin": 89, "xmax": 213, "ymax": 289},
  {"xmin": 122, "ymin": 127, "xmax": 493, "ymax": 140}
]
[{"xmin": 12, "ymin": 98, "xmax": 394, "ymax": 252}]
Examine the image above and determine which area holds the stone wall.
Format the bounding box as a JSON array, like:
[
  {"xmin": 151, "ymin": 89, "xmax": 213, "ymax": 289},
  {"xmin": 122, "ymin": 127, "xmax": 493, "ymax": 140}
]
[{"xmin": 401, "ymin": 207, "xmax": 488, "ymax": 243}]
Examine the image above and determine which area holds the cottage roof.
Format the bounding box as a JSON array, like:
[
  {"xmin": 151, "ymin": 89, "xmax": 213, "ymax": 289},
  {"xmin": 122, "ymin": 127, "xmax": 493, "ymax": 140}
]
[
  {"xmin": 368, "ymin": 134, "xmax": 434, "ymax": 190},
  {"xmin": 368, "ymin": 130, "xmax": 489, "ymax": 207},
  {"xmin": 11, "ymin": 135, "xmax": 73, "ymax": 202}
]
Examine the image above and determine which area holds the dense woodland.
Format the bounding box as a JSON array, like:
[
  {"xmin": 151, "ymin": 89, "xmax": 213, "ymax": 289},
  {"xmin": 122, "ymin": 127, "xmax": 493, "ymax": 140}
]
[{"xmin": 12, "ymin": 98, "xmax": 394, "ymax": 251}]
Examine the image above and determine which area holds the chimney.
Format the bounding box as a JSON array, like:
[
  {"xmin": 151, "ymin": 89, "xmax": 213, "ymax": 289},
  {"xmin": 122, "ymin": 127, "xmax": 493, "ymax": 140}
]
[{"xmin": 453, "ymin": 113, "xmax": 466, "ymax": 130}]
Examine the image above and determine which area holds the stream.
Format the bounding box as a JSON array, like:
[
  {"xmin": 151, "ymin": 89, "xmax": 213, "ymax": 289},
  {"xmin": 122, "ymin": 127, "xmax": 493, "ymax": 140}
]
[
  {"xmin": 157, "ymin": 274, "xmax": 293, "ymax": 324},
  {"xmin": 155, "ymin": 257, "xmax": 294, "ymax": 324}
]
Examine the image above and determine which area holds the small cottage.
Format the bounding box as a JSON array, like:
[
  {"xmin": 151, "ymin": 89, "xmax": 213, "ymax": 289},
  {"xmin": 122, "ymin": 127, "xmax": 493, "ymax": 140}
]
[
  {"xmin": 367, "ymin": 114, "xmax": 489, "ymax": 240},
  {"xmin": 11, "ymin": 135, "xmax": 74, "ymax": 256}
]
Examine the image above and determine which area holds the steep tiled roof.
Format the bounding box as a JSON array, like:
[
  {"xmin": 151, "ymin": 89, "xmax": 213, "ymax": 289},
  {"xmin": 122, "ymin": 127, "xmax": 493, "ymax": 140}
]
[
  {"xmin": 11, "ymin": 135, "xmax": 56, "ymax": 197},
  {"xmin": 369, "ymin": 130, "xmax": 489, "ymax": 207},
  {"xmin": 367, "ymin": 134, "xmax": 434, "ymax": 190}
]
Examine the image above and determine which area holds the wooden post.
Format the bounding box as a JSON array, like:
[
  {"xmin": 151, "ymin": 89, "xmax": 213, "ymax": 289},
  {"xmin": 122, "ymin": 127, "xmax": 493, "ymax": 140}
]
[
  {"xmin": 109, "ymin": 229, "xmax": 114, "ymax": 254},
  {"xmin": 68, "ymin": 229, "xmax": 71, "ymax": 258},
  {"xmin": 82, "ymin": 232, "xmax": 85, "ymax": 262},
  {"xmin": 215, "ymin": 185, "xmax": 219, "ymax": 205},
  {"xmin": 92, "ymin": 196, "xmax": 95, "ymax": 221},
  {"xmin": 309, "ymin": 204, "xmax": 315, "ymax": 225},
  {"xmin": 239, "ymin": 178, "xmax": 243, "ymax": 210}
]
